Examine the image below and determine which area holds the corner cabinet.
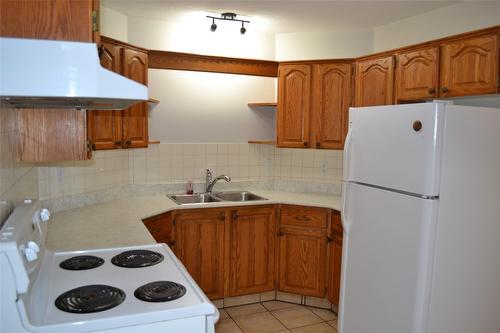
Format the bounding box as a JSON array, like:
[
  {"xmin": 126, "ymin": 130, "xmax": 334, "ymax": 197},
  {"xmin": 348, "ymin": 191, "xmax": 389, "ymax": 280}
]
[
  {"xmin": 87, "ymin": 36, "xmax": 149, "ymax": 151},
  {"xmin": 228, "ymin": 206, "xmax": 277, "ymax": 297},
  {"xmin": 354, "ymin": 55, "xmax": 395, "ymax": 107},
  {"xmin": 277, "ymin": 205, "xmax": 329, "ymax": 297},
  {"xmin": 277, "ymin": 62, "xmax": 352, "ymax": 150},
  {"xmin": 440, "ymin": 34, "xmax": 499, "ymax": 97},
  {"xmin": 174, "ymin": 209, "xmax": 226, "ymax": 300},
  {"xmin": 277, "ymin": 64, "xmax": 312, "ymax": 148}
]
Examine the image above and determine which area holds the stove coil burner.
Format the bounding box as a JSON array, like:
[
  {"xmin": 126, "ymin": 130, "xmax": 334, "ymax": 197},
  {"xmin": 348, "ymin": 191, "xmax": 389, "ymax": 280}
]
[
  {"xmin": 59, "ymin": 255, "xmax": 105, "ymax": 270},
  {"xmin": 55, "ymin": 285, "xmax": 126, "ymax": 313},
  {"xmin": 134, "ymin": 281, "xmax": 187, "ymax": 302},
  {"xmin": 111, "ymin": 250, "xmax": 164, "ymax": 268}
]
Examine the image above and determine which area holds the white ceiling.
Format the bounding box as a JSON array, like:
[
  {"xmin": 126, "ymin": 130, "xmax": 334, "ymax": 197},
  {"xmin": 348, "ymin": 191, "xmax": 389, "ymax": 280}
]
[{"xmin": 102, "ymin": 0, "xmax": 460, "ymax": 34}]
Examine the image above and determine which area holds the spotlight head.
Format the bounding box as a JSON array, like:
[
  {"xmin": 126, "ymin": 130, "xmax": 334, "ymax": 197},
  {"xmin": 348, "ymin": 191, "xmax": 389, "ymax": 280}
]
[
  {"xmin": 210, "ymin": 22, "xmax": 217, "ymax": 32},
  {"xmin": 240, "ymin": 22, "xmax": 246, "ymax": 34}
]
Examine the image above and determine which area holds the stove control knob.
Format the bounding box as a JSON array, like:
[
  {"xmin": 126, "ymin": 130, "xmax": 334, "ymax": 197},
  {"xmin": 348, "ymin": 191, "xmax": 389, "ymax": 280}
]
[
  {"xmin": 39, "ymin": 209, "xmax": 51, "ymax": 222},
  {"xmin": 27, "ymin": 241, "xmax": 40, "ymax": 253},
  {"xmin": 24, "ymin": 247, "xmax": 38, "ymax": 262}
]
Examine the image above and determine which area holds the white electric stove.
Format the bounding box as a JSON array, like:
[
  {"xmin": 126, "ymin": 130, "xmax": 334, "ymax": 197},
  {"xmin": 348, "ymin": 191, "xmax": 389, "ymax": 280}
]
[{"xmin": 0, "ymin": 200, "xmax": 218, "ymax": 333}]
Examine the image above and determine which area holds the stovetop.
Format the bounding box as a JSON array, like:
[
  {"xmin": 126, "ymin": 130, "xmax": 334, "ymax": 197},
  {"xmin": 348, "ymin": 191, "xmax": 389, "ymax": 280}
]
[{"xmin": 21, "ymin": 243, "xmax": 215, "ymax": 332}]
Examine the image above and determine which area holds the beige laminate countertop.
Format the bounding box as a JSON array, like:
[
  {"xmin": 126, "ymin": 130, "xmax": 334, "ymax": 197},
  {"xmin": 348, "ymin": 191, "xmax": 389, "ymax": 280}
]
[{"xmin": 46, "ymin": 190, "xmax": 341, "ymax": 252}]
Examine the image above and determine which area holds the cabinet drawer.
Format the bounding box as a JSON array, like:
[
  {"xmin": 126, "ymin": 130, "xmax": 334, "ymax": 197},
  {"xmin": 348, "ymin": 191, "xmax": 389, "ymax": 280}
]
[{"xmin": 280, "ymin": 205, "xmax": 329, "ymax": 229}]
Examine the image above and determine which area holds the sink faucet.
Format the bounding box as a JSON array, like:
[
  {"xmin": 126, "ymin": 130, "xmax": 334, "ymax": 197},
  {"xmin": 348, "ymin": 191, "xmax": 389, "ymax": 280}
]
[{"xmin": 205, "ymin": 169, "xmax": 231, "ymax": 193}]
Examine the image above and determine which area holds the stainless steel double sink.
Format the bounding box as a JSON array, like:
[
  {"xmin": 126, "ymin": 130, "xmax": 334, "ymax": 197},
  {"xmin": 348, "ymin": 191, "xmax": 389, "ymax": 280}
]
[{"xmin": 167, "ymin": 191, "xmax": 267, "ymax": 205}]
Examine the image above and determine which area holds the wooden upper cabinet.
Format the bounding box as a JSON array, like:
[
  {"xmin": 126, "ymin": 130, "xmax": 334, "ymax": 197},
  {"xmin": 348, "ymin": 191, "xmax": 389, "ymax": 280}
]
[
  {"xmin": 277, "ymin": 64, "xmax": 311, "ymax": 148},
  {"xmin": 354, "ymin": 56, "xmax": 395, "ymax": 107},
  {"xmin": 440, "ymin": 34, "xmax": 499, "ymax": 97},
  {"xmin": 229, "ymin": 206, "xmax": 276, "ymax": 297},
  {"xmin": 0, "ymin": 0, "xmax": 98, "ymax": 42},
  {"xmin": 174, "ymin": 209, "xmax": 225, "ymax": 300},
  {"xmin": 88, "ymin": 40, "xmax": 123, "ymax": 150},
  {"xmin": 312, "ymin": 63, "xmax": 352, "ymax": 149},
  {"xmin": 1, "ymin": 0, "xmax": 99, "ymax": 161},
  {"xmin": 122, "ymin": 48, "xmax": 149, "ymax": 148},
  {"xmin": 396, "ymin": 47, "xmax": 440, "ymax": 101}
]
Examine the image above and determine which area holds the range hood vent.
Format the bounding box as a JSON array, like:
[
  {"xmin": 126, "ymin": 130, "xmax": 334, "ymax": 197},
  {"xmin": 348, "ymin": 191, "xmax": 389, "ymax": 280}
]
[{"xmin": 0, "ymin": 38, "xmax": 148, "ymax": 110}]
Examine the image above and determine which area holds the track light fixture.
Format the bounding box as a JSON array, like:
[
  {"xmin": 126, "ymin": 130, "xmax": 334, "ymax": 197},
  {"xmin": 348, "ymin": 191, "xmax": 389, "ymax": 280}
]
[{"xmin": 206, "ymin": 12, "xmax": 250, "ymax": 34}]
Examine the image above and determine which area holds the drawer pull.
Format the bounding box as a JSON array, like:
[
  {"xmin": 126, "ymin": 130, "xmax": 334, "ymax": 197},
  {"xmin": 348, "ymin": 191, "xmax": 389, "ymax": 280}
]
[{"xmin": 295, "ymin": 215, "xmax": 311, "ymax": 222}]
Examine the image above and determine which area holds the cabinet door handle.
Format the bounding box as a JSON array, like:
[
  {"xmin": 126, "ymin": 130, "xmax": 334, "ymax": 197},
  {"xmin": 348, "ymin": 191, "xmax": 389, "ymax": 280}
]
[
  {"xmin": 303, "ymin": 141, "xmax": 308, "ymax": 147},
  {"xmin": 125, "ymin": 140, "xmax": 132, "ymax": 146},
  {"xmin": 327, "ymin": 236, "xmax": 333, "ymax": 243},
  {"xmin": 428, "ymin": 88, "xmax": 436, "ymax": 95},
  {"xmin": 295, "ymin": 215, "xmax": 311, "ymax": 222},
  {"xmin": 316, "ymin": 142, "xmax": 321, "ymax": 148},
  {"xmin": 279, "ymin": 231, "xmax": 284, "ymax": 237},
  {"xmin": 114, "ymin": 140, "xmax": 122, "ymax": 147},
  {"xmin": 441, "ymin": 87, "xmax": 449, "ymax": 93},
  {"xmin": 220, "ymin": 212, "xmax": 226, "ymax": 220}
]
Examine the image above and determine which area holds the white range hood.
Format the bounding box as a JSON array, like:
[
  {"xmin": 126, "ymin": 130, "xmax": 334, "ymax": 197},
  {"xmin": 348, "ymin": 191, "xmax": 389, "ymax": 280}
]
[{"xmin": 0, "ymin": 37, "xmax": 148, "ymax": 110}]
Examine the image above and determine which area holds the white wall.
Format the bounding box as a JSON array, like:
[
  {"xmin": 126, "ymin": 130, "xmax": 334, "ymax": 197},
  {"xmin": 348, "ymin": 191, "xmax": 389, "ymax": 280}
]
[
  {"xmin": 148, "ymin": 69, "xmax": 276, "ymax": 142},
  {"xmin": 100, "ymin": 6, "xmax": 128, "ymax": 41},
  {"xmin": 127, "ymin": 16, "xmax": 275, "ymax": 60},
  {"xmin": 374, "ymin": 1, "xmax": 500, "ymax": 52},
  {"xmin": 275, "ymin": 29, "xmax": 373, "ymax": 61},
  {"xmin": 124, "ymin": 16, "xmax": 277, "ymax": 143}
]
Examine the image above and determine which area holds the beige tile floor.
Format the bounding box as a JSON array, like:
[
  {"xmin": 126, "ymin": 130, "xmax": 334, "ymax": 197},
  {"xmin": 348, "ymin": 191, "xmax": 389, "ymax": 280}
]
[{"xmin": 216, "ymin": 301, "xmax": 338, "ymax": 333}]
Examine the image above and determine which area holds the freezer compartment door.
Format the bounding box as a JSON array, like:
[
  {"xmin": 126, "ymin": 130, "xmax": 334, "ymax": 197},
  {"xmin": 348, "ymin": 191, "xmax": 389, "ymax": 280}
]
[
  {"xmin": 344, "ymin": 103, "xmax": 445, "ymax": 197},
  {"xmin": 339, "ymin": 182, "xmax": 438, "ymax": 333}
]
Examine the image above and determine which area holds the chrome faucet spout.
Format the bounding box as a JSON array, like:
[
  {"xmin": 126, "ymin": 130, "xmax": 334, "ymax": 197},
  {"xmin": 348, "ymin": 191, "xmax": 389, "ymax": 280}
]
[{"xmin": 205, "ymin": 170, "xmax": 231, "ymax": 193}]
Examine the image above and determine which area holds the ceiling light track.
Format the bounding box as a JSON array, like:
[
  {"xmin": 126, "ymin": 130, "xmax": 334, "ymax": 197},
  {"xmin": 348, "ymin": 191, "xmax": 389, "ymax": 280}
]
[{"xmin": 206, "ymin": 12, "xmax": 250, "ymax": 34}]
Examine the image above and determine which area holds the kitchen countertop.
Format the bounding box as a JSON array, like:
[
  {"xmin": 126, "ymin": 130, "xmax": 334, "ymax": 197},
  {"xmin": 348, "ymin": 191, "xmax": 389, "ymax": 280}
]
[{"xmin": 46, "ymin": 190, "xmax": 342, "ymax": 252}]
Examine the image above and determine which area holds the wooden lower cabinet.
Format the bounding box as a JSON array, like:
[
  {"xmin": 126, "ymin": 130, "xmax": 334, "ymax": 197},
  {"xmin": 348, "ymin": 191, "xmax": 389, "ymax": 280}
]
[
  {"xmin": 174, "ymin": 209, "xmax": 225, "ymax": 299},
  {"xmin": 228, "ymin": 206, "xmax": 276, "ymax": 296},
  {"xmin": 278, "ymin": 225, "xmax": 327, "ymax": 297},
  {"xmin": 326, "ymin": 210, "xmax": 343, "ymax": 306},
  {"xmin": 142, "ymin": 212, "xmax": 174, "ymax": 249}
]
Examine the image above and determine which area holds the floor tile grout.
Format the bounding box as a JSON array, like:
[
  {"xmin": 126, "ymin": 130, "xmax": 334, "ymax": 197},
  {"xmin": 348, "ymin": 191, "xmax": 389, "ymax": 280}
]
[{"xmin": 217, "ymin": 301, "xmax": 337, "ymax": 333}]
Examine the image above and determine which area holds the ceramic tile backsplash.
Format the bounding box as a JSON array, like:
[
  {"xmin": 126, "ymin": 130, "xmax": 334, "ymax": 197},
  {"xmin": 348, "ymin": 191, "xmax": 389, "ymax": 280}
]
[
  {"xmin": 38, "ymin": 150, "xmax": 129, "ymax": 200},
  {"xmin": 0, "ymin": 108, "xmax": 39, "ymax": 225},
  {"xmin": 38, "ymin": 143, "xmax": 343, "ymax": 201}
]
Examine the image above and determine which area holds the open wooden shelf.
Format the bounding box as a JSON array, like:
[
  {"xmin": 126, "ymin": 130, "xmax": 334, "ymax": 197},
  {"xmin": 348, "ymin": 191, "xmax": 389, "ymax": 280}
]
[
  {"xmin": 148, "ymin": 140, "xmax": 161, "ymax": 145},
  {"xmin": 247, "ymin": 102, "xmax": 277, "ymax": 108},
  {"xmin": 248, "ymin": 140, "xmax": 276, "ymax": 145},
  {"xmin": 148, "ymin": 98, "xmax": 160, "ymax": 104}
]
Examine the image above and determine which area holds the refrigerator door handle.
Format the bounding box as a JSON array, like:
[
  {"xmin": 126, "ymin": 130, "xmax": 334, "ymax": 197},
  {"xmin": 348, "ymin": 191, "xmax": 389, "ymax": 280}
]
[
  {"xmin": 341, "ymin": 182, "xmax": 350, "ymax": 233},
  {"xmin": 343, "ymin": 127, "xmax": 354, "ymax": 181}
]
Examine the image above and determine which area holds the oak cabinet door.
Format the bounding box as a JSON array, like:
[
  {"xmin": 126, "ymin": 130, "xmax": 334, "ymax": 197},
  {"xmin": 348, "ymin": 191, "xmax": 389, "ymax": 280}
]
[
  {"xmin": 0, "ymin": 0, "xmax": 96, "ymax": 42},
  {"xmin": 440, "ymin": 34, "xmax": 498, "ymax": 97},
  {"xmin": 312, "ymin": 63, "xmax": 352, "ymax": 149},
  {"xmin": 278, "ymin": 226, "xmax": 327, "ymax": 297},
  {"xmin": 143, "ymin": 212, "xmax": 174, "ymax": 250},
  {"xmin": 396, "ymin": 47, "xmax": 439, "ymax": 101},
  {"xmin": 277, "ymin": 64, "xmax": 311, "ymax": 148},
  {"xmin": 122, "ymin": 48, "xmax": 149, "ymax": 148},
  {"xmin": 229, "ymin": 206, "xmax": 276, "ymax": 296},
  {"xmin": 174, "ymin": 210, "xmax": 225, "ymax": 299},
  {"xmin": 354, "ymin": 56, "xmax": 395, "ymax": 107},
  {"xmin": 88, "ymin": 40, "xmax": 123, "ymax": 150},
  {"xmin": 326, "ymin": 211, "xmax": 343, "ymax": 306}
]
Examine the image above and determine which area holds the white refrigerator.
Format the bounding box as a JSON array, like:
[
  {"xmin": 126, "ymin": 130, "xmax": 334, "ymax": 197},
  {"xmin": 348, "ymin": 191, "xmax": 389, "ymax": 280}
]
[{"xmin": 339, "ymin": 102, "xmax": 500, "ymax": 333}]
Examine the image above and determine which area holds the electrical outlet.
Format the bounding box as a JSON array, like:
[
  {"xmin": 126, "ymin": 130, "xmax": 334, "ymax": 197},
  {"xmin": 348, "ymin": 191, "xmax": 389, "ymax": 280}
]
[{"xmin": 320, "ymin": 160, "xmax": 328, "ymax": 175}]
